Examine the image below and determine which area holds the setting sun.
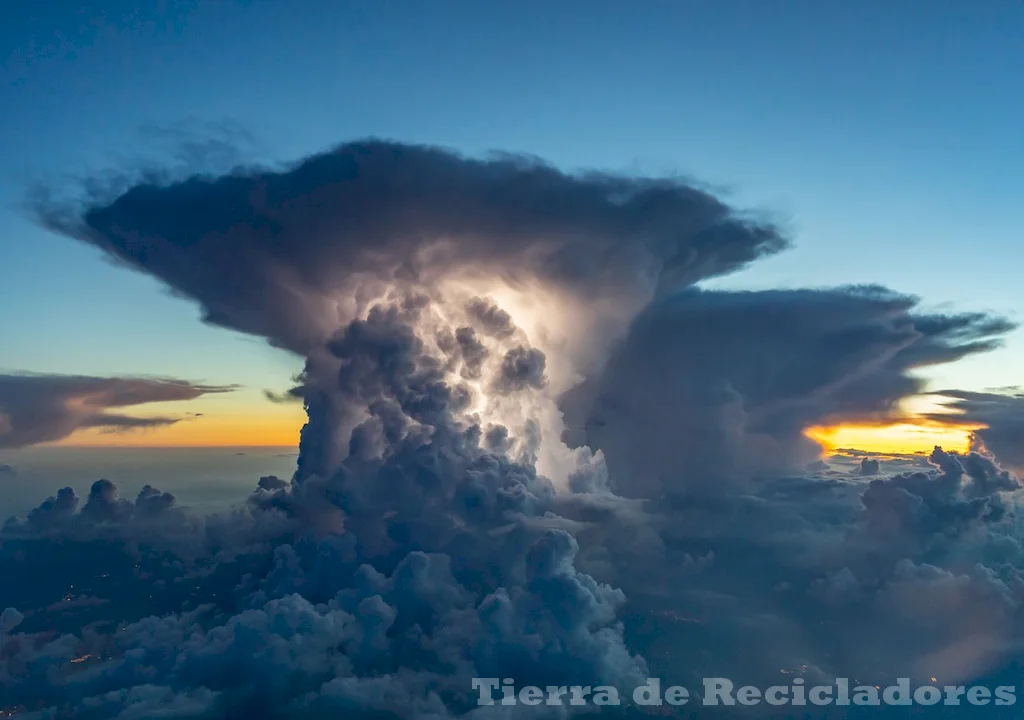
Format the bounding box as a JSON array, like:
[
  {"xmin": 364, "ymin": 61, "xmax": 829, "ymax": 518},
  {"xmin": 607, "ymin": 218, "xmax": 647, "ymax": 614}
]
[{"xmin": 804, "ymin": 420, "xmax": 979, "ymax": 455}]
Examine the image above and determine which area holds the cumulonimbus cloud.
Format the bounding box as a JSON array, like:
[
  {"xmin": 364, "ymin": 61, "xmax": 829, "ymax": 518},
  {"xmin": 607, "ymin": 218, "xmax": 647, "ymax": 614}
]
[
  {"xmin": 4, "ymin": 138, "xmax": 1023, "ymax": 719},
  {"xmin": 0, "ymin": 374, "xmax": 235, "ymax": 448}
]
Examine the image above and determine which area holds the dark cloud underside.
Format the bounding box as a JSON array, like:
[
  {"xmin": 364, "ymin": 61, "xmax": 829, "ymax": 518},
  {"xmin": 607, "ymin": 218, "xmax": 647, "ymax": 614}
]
[{"xmin": 36, "ymin": 139, "xmax": 787, "ymax": 354}]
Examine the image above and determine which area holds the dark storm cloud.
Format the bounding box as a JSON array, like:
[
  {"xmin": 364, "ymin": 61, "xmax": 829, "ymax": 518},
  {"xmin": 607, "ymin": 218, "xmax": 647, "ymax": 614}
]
[
  {"xmin": 928, "ymin": 389, "xmax": 1024, "ymax": 472},
  {"xmin": 2, "ymin": 294, "xmax": 648, "ymax": 719},
  {"xmin": 561, "ymin": 286, "xmax": 1015, "ymax": 497},
  {"xmin": 465, "ymin": 297, "xmax": 517, "ymax": 339},
  {"xmin": 859, "ymin": 447, "xmax": 1019, "ymax": 558},
  {"xmin": 454, "ymin": 326, "xmax": 488, "ymax": 379},
  {"xmin": 0, "ymin": 373, "xmax": 235, "ymax": 449},
  {"xmin": 14, "ymin": 137, "xmax": 1024, "ymax": 719},
  {"xmin": 858, "ymin": 457, "xmax": 881, "ymax": 476},
  {"xmin": 545, "ymin": 443, "xmax": 1024, "ymax": 693},
  {"xmin": 4, "ymin": 478, "xmax": 187, "ymax": 537},
  {"xmin": 34, "ymin": 139, "xmax": 787, "ymax": 354},
  {"xmin": 3, "ymin": 291, "xmax": 1022, "ymax": 718},
  {"xmin": 8, "ymin": 397, "xmax": 1009, "ymax": 709},
  {"xmin": 494, "ymin": 346, "xmax": 547, "ymax": 394}
]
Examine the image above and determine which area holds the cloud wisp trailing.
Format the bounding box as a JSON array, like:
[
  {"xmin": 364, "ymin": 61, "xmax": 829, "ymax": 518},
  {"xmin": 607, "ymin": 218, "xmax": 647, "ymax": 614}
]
[
  {"xmin": 0, "ymin": 374, "xmax": 235, "ymax": 449},
  {"xmin": 3, "ymin": 139, "xmax": 1022, "ymax": 718}
]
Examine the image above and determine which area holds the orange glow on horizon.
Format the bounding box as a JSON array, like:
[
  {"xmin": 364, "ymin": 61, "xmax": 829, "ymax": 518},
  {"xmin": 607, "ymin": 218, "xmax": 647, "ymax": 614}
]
[
  {"xmin": 45, "ymin": 385, "xmax": 985, "ymax": 458},
  {"xmin": 57, "ymin": 406, "xmax": 307, "ymax": 448},
  {"xmin": 805, "ymin": 420, "xmax": 981, "ymax": 456}
]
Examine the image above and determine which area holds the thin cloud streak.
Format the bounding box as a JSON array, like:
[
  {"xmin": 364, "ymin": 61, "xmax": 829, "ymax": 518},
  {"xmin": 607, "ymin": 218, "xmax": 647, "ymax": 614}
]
[{"xmin": 0, "ymin": 373, "xmax": 235, "ymax": 449}]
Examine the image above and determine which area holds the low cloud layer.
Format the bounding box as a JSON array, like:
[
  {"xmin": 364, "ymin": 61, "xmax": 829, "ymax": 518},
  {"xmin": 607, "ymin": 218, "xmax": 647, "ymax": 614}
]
[
  {"xmin": 0, "ymin": 374, "xmax": 234, "ymax": 448},
  {"xmin": 4, "ymin": 139, "xmax": 1023, "ymax": 718}
]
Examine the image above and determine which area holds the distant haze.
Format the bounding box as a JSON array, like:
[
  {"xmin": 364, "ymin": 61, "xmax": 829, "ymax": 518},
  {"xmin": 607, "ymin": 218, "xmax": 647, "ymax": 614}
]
[{"xmin": 0, "ymin": 446, "xmax": 297, "ymax": 518}]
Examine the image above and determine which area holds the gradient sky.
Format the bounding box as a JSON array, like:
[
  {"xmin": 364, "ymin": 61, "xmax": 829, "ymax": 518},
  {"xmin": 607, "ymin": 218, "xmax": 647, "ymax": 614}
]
[{"xmin": 2, "ymin": 0, "xmax": 1022, "ymax": 447}]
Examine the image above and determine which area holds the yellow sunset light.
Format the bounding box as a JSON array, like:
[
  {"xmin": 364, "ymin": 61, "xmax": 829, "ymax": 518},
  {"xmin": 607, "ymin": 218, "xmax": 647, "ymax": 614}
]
[
  {"xmin": 60, "ymin": 403, "xmax": 307, "ymax": 448},
  {"xmin": 804, "ymin": 420, "xmax": 980, "ymax": 456}
]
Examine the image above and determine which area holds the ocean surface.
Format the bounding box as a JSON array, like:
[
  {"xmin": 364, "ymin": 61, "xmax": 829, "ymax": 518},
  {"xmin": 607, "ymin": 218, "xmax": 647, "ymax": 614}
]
[{"xmin": 0, "ymin": 446, "xmax": 299, "ymax": 519}]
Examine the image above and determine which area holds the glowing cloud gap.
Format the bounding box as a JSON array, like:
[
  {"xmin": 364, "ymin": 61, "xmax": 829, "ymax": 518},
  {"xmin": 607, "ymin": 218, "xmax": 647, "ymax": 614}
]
[{"xmin": 804, "ymin": 421, "xmax": 979, "ymax": 456}]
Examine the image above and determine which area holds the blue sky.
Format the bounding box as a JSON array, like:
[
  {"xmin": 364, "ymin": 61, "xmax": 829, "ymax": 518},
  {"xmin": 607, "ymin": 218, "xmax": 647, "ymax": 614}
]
[{"xmin": 2, "ymin": 0, "xmax": 1022, "ymax": 404}]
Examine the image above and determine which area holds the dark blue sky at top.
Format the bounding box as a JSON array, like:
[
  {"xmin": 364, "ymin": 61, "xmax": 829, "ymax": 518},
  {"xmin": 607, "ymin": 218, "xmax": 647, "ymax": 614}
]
[{"xmin": 1, "ymin": 0, "xmax": 1022, "ymax": 393}]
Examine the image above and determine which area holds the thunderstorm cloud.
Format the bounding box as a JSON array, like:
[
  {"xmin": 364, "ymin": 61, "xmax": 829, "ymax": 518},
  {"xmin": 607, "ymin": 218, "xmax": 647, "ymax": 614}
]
[{"xmin": 2, "ymin": 139, "xmax": 1021, "ymax": 719}]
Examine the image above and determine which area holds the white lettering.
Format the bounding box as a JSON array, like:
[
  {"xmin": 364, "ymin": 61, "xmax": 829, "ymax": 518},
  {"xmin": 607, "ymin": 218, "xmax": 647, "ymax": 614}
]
[
  {"xmin": 792, "ymin": 677, "xmax": 805, "ymax": 705},
  {"xmin": 914, "ymin": 686, "xmax": 941, "ymax": 705},
  {"xmin": 472, "ymin": 678, "xmax": 499, "ymax": 706},
  {"xmin": 665, "ymin": 686, "xmax": 689, "ymax": 705},
  {"xmin": 501, "ymin": 679, "xmax": 516, "ymax": 706},
  {"xmin": 883, "ymin": 678, "xmax": 911, "ymax": 706},
  {"xmin": 810, "ymin": 685, "xmax": 833, "ymax": 705},
  {"xmin": 703, "ymin": 678, "xmax": 735, "ymax": 705},
  {"xmin": 519, "ymin": 686, "xmax": 542, "ymax": 706},
  {"xmin": 737, "ymin": 686, "xmax": 761, "ymax": 705},
  {"xmin": 968, "ymin": 686, "xmax": 991, "ymax": 706},
  {"xmin": 836, "ymin": 677, "xmax": 850, "ymax": 705},
  {"xmin": 853, "ymin": 686, "xmax": 880, "ymax": 706},
  {"xmin": 593, "ymin": 686, "xmax": 619, "ymax": 705},
  {"xmin": 568, "ymin": 686, "xmax": 591, "ymax": 706},
  {"xmin": 545, "ymin": 686, "xmax": 567, "ymax": 705},
  {"xmin": 765, "ymin": 686, "xmax": 789, "ymax": 705}
]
